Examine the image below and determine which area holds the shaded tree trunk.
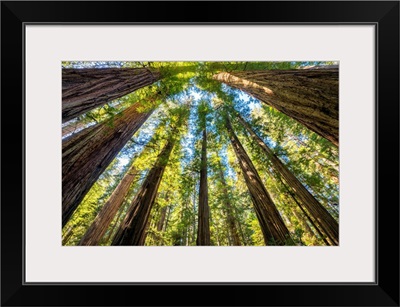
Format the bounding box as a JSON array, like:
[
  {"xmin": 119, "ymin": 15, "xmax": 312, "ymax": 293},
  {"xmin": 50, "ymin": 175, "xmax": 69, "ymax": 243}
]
[
  {"xmin": 196, "ymin": 129, "xmax": 211, "ymax": 245},
  {"xmin": 225, "ymin": 116, "xmax": 293, "ymax": 245},
  {"xmin": 101, "ymin": 202, "xmax": 127, "ymax": 244},
  {"xmin": 192, "ymin": 188, "xmax": 197, "ymax": 245},
  {"xmin": 293, "ymin": 194, "xmax": 330, "ymax": 245},
  {"xmin": 164, "ymin": 206, "xmax": 172, "ymax": 232},
  {"xmin": 217, "ymin": 160, "xmax": 241, "ymax": 246},
  {"xmin": 62, "ymin": 102, "xmax": 154, "ymax": 227},
  {"xmin": 157, "ymin": 206, "xmax": 168, "ymax": 232},
  {"xmin": 111, "ymin": 138, "xmax": 176, "ymax": 246},
  {"xmin": 214, "ymin": 68, "xmax": 339, "ymax": 146},
  {"xmin": 154, "ymin": 193, "xmax": 170, "ymax": 245},
  {"xmin": 78, "ymin": 165, "xmax": 138, "ymax": 245},
  {"xmin": 237, "ymin": 115, "xmax": 339, "ymax": 245},
  {"xmin": 181, "ymin": 204, "xmax": 189, "ymax": 246},
  {"xmin": 62, "ymin": 68, "xmax": 161, "ymax": 122},
  {"xmin": 269, "ymin": 154, "xmax": 334, "ymax": 246}
]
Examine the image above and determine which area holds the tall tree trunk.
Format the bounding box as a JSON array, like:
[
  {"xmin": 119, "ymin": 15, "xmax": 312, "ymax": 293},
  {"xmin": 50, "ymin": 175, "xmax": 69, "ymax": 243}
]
[
  {"xmin": 225, "ymin": 116, "xmax": 293, "ymax": 245},
  {"xmin": 78, "ymin": 165, "xmax": 138, "ymax": 245},
  {"xmin": 154, "ymin": 194, "xmax": 170, "ymax": 245},
  {"xmin": 62, "ymin": 68, "xmax": 161, "ymax": 122},
  {"xmin": 101, "ymin": 202, "xmax": 127, "ymax": 244},
  {"xmin": 268, "ymin": 162, "xmax": 331, "ymax": 246},
  {"xmin": 157, "ymin": 206, "xmax": 168, "ymax": 232},
  {"xmin": 237, "ymin": 115, "xmax": 339, "ymax": 245},
  {"xmin": 62, "ymin": 119, "xmax": 89, "ymax": 138},
  {"xmin": 294, "ymin": 195, "xmax": 330, "ymax": 246},
  {"xmin": 217, "ymin": 160, "xmax": 241, "ymax": 246},
  {"xmin": 214, "ymin": 68, "xmax": 339, "ymax": 146},
  {"xmin": 164, "ymin": 206, "xmax": 172, "ymax": 232},
  {"xmin": 156, "ymin": 192, "xmax": 170, "ymax": 232},
  {"xmin": 192, "ymin": 188, "xmax": 197, "ymax": 245},
  {"xmin": 111, "ymin": 138, "xmax": 176, "ymax": 246},
  {"xmin": 62, "ymin": 102, "xmax": 154, "ymax": 227},
  {"xmin": 181, "ymin": 203, "xmax": 189, "ymax": 246},
  {"xmin": 196, "ymin": 129, "xmax": 211, "ymax": 245}
]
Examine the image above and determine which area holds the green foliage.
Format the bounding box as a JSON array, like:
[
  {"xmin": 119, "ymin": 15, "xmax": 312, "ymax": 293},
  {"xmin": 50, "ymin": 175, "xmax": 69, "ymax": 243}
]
[
  {"xmin": 62, "ymin": 158, "xmax": 126, "ymax": 245},
  {"xmin": 63, "ymin": 61, "xmax": 339, "ymax": 246}
]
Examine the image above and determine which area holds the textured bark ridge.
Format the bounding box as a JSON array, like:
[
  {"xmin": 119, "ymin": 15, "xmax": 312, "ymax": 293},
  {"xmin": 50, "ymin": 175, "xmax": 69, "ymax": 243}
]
[
  {"xmin": 157, "ymin": 205, "xmax": 168, "ymax": 232},
  {"xmin": 196, "ymin": 129, "xmax": 211, "ymax": 245},
  {"xmin": 78, "ymin": 165, "xmax": 138, "ymax": 246},
  {"xmin": 62, "ymin": 119, "xmax": 88, "ymax": 137},
  {"xmin": 236, "ymin": 115, "xmax": 339, "ymax": 245},
  {"xmin": 217, "ymin": 160, "xmax": 241, "ymax": 246},
  {"xmin": 62, "ymin": 102, "xmax": 153, "ymax": 227},
  {"xmin": 62, "ymin": 68, "xmax": 160, "ymax": 122},
  {"xmin": 225, "ymin": 117, "xmax": 293, "ymax": 245},
  {"xmin": 214, "ymin": 68, "xmax": 339, "ymax": 146},
  {"xmin": 111, "ymin": 138, "xmax": 176, "ymax": 246}
]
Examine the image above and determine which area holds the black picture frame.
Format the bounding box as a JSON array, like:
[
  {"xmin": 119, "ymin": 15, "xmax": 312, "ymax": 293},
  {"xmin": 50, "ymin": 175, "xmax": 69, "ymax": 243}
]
[{"xmin": 1, "ymin": 1, "xmax": 399, "ymax": 306}]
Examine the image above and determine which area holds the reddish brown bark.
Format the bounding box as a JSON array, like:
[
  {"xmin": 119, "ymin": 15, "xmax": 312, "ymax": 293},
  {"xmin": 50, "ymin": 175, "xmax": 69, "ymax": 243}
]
[
  {"xmin": 217, "ymin": 160, "xmax": 241, "ymax": 246},
  {"xmin": 111, "ymin": 138, "xmax": 176, "ymax": 246},
  {"xmin": 102, "ymin": 205, "xmax": 126, "ymax": 244},
  {"xmin": 62, "ymin": 68, "xmax": 160, "ymax": 122},
  {"xmin": 62, "ymin": 119, "xmax": 89, "ymax": 138},
  {"xmin": 62, "ymin": 102, "xmax": 153, "ymax": 227},
  {"xmin": 225, "ymin": 117, "xmax": 293, "ymax": 245},
  {"xmin": 157, "ymin": 206, "xmax": 168, "ymax": 232},
  {"xmin": 78, "ymin": 165, "xmax": 138, "ymax": 246},
  {"xmin": 214, "ymin": 68, "xmax": 339, "ymax": 146},
  {"xmin": 279, "ymin": 175, "xmax": 331, "ymax": 246},
  {"xmin": 236, "ymin": 115, "xmax": 339, "ymax": 245},
  {"xmin": 196, "ymin": 129, "xmax": 211, "ymax": 246}
]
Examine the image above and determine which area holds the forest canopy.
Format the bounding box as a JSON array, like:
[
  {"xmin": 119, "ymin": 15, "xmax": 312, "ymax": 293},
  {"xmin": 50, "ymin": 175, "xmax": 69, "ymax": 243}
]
[{"xmin": 62, "ymin": 61, "xmax": 339, "ymax": 246}]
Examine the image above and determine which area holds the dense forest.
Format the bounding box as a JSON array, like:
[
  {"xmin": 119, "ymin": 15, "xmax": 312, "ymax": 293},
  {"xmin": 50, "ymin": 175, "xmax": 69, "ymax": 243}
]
[{"xmin": 62, "ymin": 61, "xmax": 339, "ymax": 246}]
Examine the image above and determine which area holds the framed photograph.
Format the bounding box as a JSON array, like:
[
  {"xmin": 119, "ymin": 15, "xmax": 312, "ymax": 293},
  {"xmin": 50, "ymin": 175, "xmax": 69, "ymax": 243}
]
[{"xmin": 1, "ymin": 1, "xmax": 399, "ymax": 306}]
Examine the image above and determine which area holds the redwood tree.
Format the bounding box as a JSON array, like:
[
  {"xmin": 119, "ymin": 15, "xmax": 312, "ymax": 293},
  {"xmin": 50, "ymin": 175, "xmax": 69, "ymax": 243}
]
[
  {"xmin": 62, "ymin": 118, "xmax": 89, "ymax": 138},
  {"xmin": 236, "ymin": 114, "xmax": 339, "ymax": 245},
  {"xmin": 196, "ymin": 128, "xmax": 211, "ymax": 245},
  {"xmin": 225, "ymin": 115, "xmax": 293, "ymax": 245},
  {"xmin": 62, "ymin": 67, "xmax": 161, "ymax": 122},
  {"xmin": 214, "ymin": 67, "xmax": 339, "ymax": 146},
  {"xmin": 111, "ymin": 137, "xmax": 176, "ymax": 246},
  {"xmin": 78, "ymin": 165, "xmax": 138, "ymax": 246},
  {"xmin": 62, "ymin": 102, "xmax": 154, "ymax": 226},
  {"xmin": 157, "ymin": 206, "xmax": 169, "ymax": 232},
  {"xmin": 217, "ymin": 160, "xmax": 241, "ymax": 246}
]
